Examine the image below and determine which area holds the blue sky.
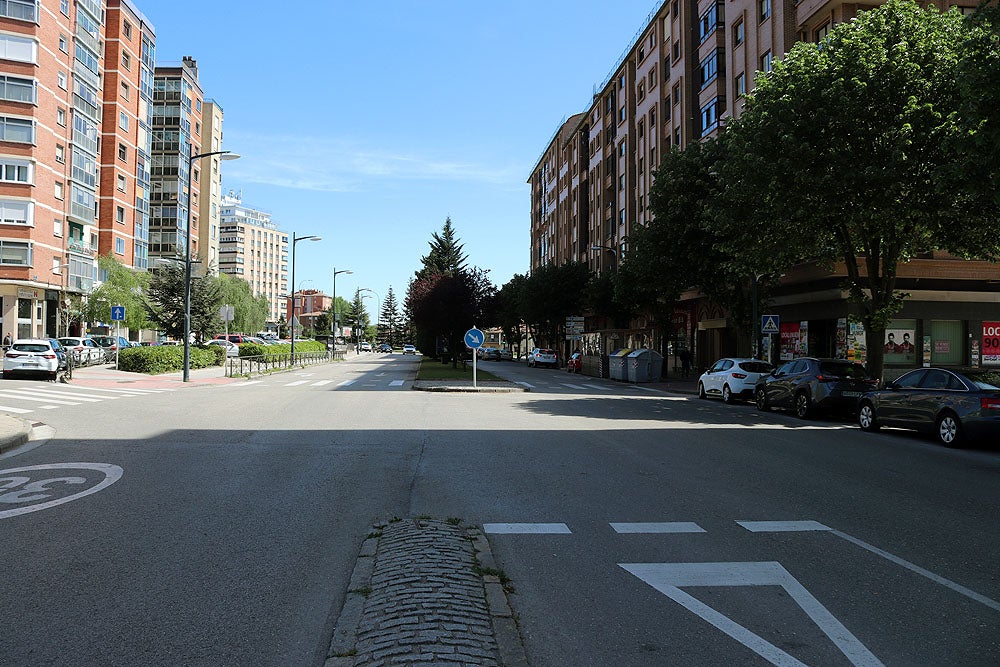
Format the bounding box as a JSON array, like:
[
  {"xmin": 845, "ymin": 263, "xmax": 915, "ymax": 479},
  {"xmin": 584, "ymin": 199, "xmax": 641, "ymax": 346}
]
[{"xmin": 146, "ymin": 1, "xmax": 661, "ymax": 313}]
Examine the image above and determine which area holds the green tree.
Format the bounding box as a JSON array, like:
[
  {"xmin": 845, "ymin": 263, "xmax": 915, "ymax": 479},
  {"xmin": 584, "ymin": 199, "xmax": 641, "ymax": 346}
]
[
  {"xmin": 717, "ymin": 0, "xmax": 998, "ymax": 379},
  {"xmin": 146, "ymin": 261, "xmax": 223, "ymax": 342},
  {"xmin": 416, "ymin": 217, "xmax": 468, "ymax": 278},
  {"xmin": 348, "ymin": 289, "xmax": 370, "ymax": 344},
  {"xmin": 520, "ymin": 262, "xmax": 590, "ymax": 347},
  {"xmin": 84, "ymin": 254, "xmax": 152, "ymax": 333},
  {"xmin": 217, "ymin": 273, "xmax": 269, "ymax": 335},
  {"xmin": 496, "ymin": 274, "xmax": 528, "ymax": 354},
  {"xmin": 380, "ymin": 286, "xmax": 401, "ymax": 347}
]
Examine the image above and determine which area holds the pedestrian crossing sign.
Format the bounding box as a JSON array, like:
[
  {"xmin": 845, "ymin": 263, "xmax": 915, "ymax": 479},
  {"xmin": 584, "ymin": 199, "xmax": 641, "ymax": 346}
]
[{"xmin": 761, "ymin": 315, "xmax": 780, "ymax": 335}]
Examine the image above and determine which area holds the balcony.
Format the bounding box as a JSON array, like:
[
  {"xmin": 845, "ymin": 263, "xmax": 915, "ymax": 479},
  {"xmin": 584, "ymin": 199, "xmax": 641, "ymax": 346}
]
[{"xmin": 68, "ymin": 240, "xmax": 97, "ymax": 257}]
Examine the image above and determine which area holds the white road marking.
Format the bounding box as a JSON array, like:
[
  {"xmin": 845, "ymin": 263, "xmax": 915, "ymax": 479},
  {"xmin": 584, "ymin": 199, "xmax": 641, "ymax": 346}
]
[
  {"xmin": 39, "ymin": 406, "xmax": 60, "ymax": 410},
  {"xmin": 562, "ymin": 383, "xmax": 587, "ymax": 390},
  {"xmin": 0, "ymin": 405, "xmax": 32, "ymax": 414},
  {"xmin": 483, "ymin": 523, "xmax": 572, "ymax": 534},
  {"xmin": 738, "ymin": 520, "xmax": 832, "ymax": 532},
  {"xmin": 285, "ymin": 380, "xmax": 309, "ymax": 386},
  {"xmin": 66, "ymin": 386, "xmax": 167, "ymax": 395},
  {"xmin": 0, "ymin": 392, "xmax": 83, "ymax": 406},
  {"xmin": 389, "ymin": 380, "xmax": 404, "ymax": 386},
  {"xmin": 0, "ymin": 462, "xmax": 124, "ymax": 520},
  {"xmin": 621, "ymin": 561, "xmax": 883, "ymax": 667},
  {"xmin": 16, "ymin": 389, "xmax": 105, "ymax": 403},
  {"xmin": 633, "ymin": 386, "xmax": 659, "ymax": 392},
  {"xmin": 516, "ymin": 382, "xmax": 534, "ymax": 388},
  {"xmin": 312, "ymin": 380, "xmax": 335, "ymax": 386},
  {"xmin": 830, "ymin": 529, "xmax": 1000, "ymax": 612},
  {"xmin": 611, "ymin": 522, "xmax": 706, "ymax": 534},
  {"xmin": 583, "ymin": 384, "xmax": 612, "ymax": 391},
  {"xmin": 338, "ymin": 380, "xmax": 355, "ymax": 387},
  {"xmin": 227, "ymin": 380, "xmax": 263, "ymax": 387}
]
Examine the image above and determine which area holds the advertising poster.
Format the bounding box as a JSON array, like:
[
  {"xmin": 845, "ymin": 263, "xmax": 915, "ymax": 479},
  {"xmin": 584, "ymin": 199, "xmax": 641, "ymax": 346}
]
[
  {"xmin": 883, "ymin": 328, "xmax": 917, "ymax": 365},
  {"xmin": 983, "ymin": 321, "xmax": 1000, "ymax": 366},
  {"xmin": 836, "ymin": 318, "xmax": 847, "ymax": 359},
  {"xmin": 780, "ymin": 322, "xmax": 799, "ymax": 360},
  {"xmin": 923, "ymin": 335, "xmax": 932, "ymax": 366},
  {"xmin": 847, "ymin": 321, "xmax": 866, "ymax": 364}
]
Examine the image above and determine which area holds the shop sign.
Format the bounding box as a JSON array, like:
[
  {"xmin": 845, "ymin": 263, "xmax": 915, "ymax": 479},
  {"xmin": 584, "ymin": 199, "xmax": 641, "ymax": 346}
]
[
  {"xmin": 17, "ymin": 288, "xmax": 39, "ymax": 299},
  {"xmin": 934, "ymin": 340, "xmax": 951, "ymax": 354},
  {"xmin": 983, "ymin": 321, "xmax": 1000, "ymax": 366}
]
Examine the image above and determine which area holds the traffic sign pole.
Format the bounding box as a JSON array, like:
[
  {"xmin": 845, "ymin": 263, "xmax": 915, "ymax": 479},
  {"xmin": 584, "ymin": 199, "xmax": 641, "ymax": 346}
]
[{"xmin": 465, "ymin": 327, "xmax": 484, "ymax": 389}]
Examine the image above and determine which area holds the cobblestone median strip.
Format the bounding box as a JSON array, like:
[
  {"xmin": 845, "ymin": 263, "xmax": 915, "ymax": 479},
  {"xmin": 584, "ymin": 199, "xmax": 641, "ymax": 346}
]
[{"xmin": 326, "ymin": 518, "xmax": 527, "ymax": 667}]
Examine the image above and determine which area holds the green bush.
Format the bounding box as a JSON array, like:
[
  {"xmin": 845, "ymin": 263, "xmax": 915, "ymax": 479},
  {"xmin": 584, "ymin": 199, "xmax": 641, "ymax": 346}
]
[{"xmin": 116, "ymin": 344, "xmax": 223, "ymax": 374}]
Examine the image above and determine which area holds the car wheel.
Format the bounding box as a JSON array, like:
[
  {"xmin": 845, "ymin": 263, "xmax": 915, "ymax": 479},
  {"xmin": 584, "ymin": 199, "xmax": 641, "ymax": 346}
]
[
  {"xmin": 794, "ymin": 391, "xmax": 812, "ymax": 419},
  {"xmin": 722, "ymin": 384, "xmax": 733, "ymax": 404},
  {"xmin": 755, "ymin": 387, "xmax": 770, "ymax": 411},
  {"xmin": 936, "ymin": 411, "xmax": 963, "ymax": 448},
  {"xmin": 858, "ymin": 402, "xmax": 880, "ymax": 432},
  {"xmin": 698, "ymin": 382, "xmax": 707, "ymax": 399}
]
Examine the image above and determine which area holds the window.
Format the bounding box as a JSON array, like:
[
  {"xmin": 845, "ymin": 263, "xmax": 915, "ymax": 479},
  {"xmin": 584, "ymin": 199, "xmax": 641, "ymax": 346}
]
[
  {"xmin": 122, "ymin": 52, "xmax": 131, "ymax": 70},
  {"xmin": 619, "ymin": 175, "xmax": 625, "ymax": 191},
  {"xmin": 700, "ymin": 97, "xmax": 724, "ymax": 137},
  {"xmin": 55, "ymin": 182, "xmax": 64, "ymax": 199},
  {"xmin": 55, "ymin": 144, "xmax": 65, "ymax": 163},
  {"xmin": 639, "ymin": 45, "xmax": 645, "ymax": 61},
  {"xmin": 619, "ymin": 141, "xmax": 626, "ymax": 157},
  {"xmin": 117, "ymin": 174, "xmax": 127, "ymax": 192},
  {"xmin": 57, "ymin": 71, "xmax": 67, "ymax": 90},
  {"xmin": 672, "ymin": 84, "xmax": 680, "ymax": 106},
  {"xmin": 672, "ymin": 41, "xmax": 680, "ymax": 61},
  {"xmin": 119, "ymin": 112, "xmax": 129, "ymax": 131},
  {"xmin": 699, "ymin": 4, "xmax": 723, "ymax": 42},
  {"xmin": 0, "ymin": 116, "xmax": 34, "ymax": 143},
  {"xmin": 672, "ymin": 1, "xmax": 679, "ymax": 18},
  {"xmin": 650, "ymin": 107, "xmax": 656, "ymax": 128},
  {"xmin": 674, "ymin": 127, "xmax": 681, "ymax": 145},
  {"xmin": 619, "ymin": 208, "xmax": 626, "ymax": 226},
  {"xmin": 0, "ymin": 158, "xmax": 30, "ymax": 183},
  {"xmin": 760, "ymin": 0, "xmax": 771, "ymax": 21},
  {"xmin": 0, "ymin": 199, "xmax": 32, "ymax": 226},
  {"xmin": 699, "ymin": 50, "xmax": 724, "ymax": 88},
  {"xmin": 115, "ymin": 238, "xmax": 125, "ymax": 255},
  {"xmin": 0, "ymin": 75, "xmax": 35, "ymax": 104},
  {"xmin": 60, "ymin": 0, "xmax": 69, "ymax": 16},
  {"xmin": 57, "ymin": 107, "xmax": 66, "ymax": 126},
  {"xmin": 639, "ymin": 157, "xmax": 645, "ymax": 174},
  {"xmin": 118, "ymin": 143, "xmax": 127, "ymax": 161},
  {"xmin": 123, "ymin": 20, "xmax": 133, "ymax": 40},
  {"xmin": 637, "ymin": 81, "xmax": 645, "ymax": 100},
  {"xmin": 120, "ymin": 82, "xmax": 129, "ymax": 101},
  {"xmin": 735, "ymin": 72, "xmax": 746, "ymax": 97},
  {"xmin": 54, "ymin": 218, "xmax": 63, "ymax": 237},
  {"xmin": 619, "ymin": 74, "xmax": 625, "ymax": 90},
  {"xmin": 816, "ymin": 22, "xmax": 831, "ymax": 43},
  {"xmin": 116, "ymin": 206, "xmax": 125, "ymax": 223},
  {"xmin": 0, "ymin": 0, "xmax": 38, "ymax": 21},
  {"xmin": 649, "ymin": 68, "xmax": 656, "ymax": 88},
  {"xmin": 0, "ymin": 240, "xmax": 31, "ymax": 265},
  {"xmin": 0, "ymin": 33, "xmax": 37, "ymax": 64},
  {"xmin": 619, "ymin": 106, "xmax": 626, "ymax": 123},
  {"xmin": 59, "ymin": 34, "xmax": 69, "ymax": 53},
  {"xmin": 761, "ymin": 50, "xmax": 773, "ymax": 73},
  {"xmin": 734, "ymin": 20, "xmax": 745, "ymax": 46}
]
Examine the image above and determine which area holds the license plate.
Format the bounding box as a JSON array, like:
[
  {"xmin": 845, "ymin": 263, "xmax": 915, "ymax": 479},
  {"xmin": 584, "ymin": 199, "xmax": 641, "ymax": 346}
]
[{"xmin": 841, "ymin": 391, "xmax": 861, "ymax": 397}]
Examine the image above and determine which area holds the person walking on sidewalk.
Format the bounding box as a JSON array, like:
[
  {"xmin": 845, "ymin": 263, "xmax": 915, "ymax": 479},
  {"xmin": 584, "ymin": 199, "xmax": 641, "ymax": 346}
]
[
  {"xmin": 679, "ymin": 348, "xmax": 692, "ymax": 379},
  {"xmin": 2, "ymin": 333, "xmax": 11, "ymax": 349}
]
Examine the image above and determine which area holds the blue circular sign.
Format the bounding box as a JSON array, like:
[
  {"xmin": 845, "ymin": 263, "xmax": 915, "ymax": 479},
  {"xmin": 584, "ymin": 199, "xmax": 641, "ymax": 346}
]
[{"xmin": 464, "ymin": 328, "xmax": 484, "ymax": 349}]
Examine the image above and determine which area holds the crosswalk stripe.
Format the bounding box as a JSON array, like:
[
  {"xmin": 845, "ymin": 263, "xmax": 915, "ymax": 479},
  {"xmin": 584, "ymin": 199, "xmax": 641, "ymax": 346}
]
[
  {"xmin": 611, "ymin": 522, "xmax": 706, "ymax": 534},
  {"xmin": 583, "ymin": 384, "xmax": 612, "ymax": 391},
  {"xmin": 337, "ymin": 380, "xmax": 355, "ymax": 387},
  {"xmin": 17, "ymin": 390, "xmax": 105, "ymax": 402},
  {"xmin": 389, "ymin": 380, "xmax": 404, "ymax": 387},
  {"xmin": 312, "ymin": 380, "xmax": 334, "ymax": 386},
  {"xmin": 562, "ymin": 383, "xmax": 587, "ymax": 390},
  {"xmin": 483, "ymin": 523, "xmax": 572, "ymax": 534},
  {"xmin": 65, "ymin": 386, "xmax": 168, "ymax": 395},
  {"xmin": 285, "ymin": 380, "xmax": 309, "ymax": 386},
  {"xmin": 0, "ymin": 404, "xmax": 32, "ymax": 414},
  {"xmin": 0, "ymin": 392, "xmax": 82, "ymax": 406}
]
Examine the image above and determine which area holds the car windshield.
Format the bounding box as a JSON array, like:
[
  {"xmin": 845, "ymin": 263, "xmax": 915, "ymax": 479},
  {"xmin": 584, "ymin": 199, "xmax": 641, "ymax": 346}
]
[
  {"xmin": 963, "ymin": 370, "xmax": 1000, "ymax": 390},
  {"xmin": 93, "ymin": 336, "xmax": 114, "ymax": 346},
  {"xmin": 819, "ymin": 361, "xmax": 870, "ymax": 378}
]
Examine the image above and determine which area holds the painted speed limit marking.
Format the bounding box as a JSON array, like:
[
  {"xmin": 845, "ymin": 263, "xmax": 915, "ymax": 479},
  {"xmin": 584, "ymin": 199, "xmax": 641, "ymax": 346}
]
[{"xmin": 0, "ymin": 463, "xmax": 123, "ymax": 519}]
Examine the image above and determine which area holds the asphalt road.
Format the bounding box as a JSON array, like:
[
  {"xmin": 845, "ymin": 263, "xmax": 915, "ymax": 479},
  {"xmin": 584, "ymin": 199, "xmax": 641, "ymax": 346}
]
[{"xmin": 1, "ymin": 354, "xmax": 997, "ymax": 666}]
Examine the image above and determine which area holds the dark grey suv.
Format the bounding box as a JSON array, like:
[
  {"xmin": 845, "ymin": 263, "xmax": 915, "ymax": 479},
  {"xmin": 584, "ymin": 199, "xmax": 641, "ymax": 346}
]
[{"xmin": 755, "ymin": 357, "xmax": 877, "ymax": 418}]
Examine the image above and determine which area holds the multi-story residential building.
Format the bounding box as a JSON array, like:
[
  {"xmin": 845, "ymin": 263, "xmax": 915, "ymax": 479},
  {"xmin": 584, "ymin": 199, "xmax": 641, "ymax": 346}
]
[
  {"xmin": 529, "ymin": 0, "xmax": 998, "ymax": 375},
  {"xmin": 218, "ymin": 192, "xmax": 288, "ymax": 325},
  {"xmin": 101, "ymin": 0, "xmax": 154, "ymax": 276},
  {"xmin": 1, "ymin": 0, "xmax": 108, "ymax": 339},
  {"xmin": 284, "ymin": 289, "xmax": 330, "ymax": 336},
  {"xmin": 199, "ymin": 99, "xmax": 224, "ymax": 269}
]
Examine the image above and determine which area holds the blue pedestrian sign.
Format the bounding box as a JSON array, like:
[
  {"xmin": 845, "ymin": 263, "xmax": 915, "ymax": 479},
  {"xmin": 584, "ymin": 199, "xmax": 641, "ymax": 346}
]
[
  {"xmin": 464, "ymin": 327, "xmax": 484, "ymax": 349},
  {"xmin": 111, "ymin": 306, "xmax": 126, "ymax": 321},
  {"xmin": 761, "ymin": 315, "xmax": 780, "ymax": 335}
]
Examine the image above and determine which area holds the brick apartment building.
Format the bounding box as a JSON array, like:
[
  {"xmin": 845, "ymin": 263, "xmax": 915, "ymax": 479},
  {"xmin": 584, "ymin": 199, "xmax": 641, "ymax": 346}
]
[
  {"xmin": 528, "ymin": 0, "xmax": 999, "ymax": 376},
  {"xmin": 0, "ymin": 0, "xmax": 238, "ymax": 342}
]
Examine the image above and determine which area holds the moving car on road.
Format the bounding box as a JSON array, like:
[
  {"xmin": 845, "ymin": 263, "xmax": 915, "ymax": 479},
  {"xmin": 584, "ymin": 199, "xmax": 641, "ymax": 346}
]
[
  {"xmin": 402, "ymin": 344, "xmax": 417, "ymax": 355},
  {"xmin": 527, "ymin": 348, "xmax": 558, "ymax": 368},
  {"xmin": 755, "ymin": 357, "xmax": 876, "ymax": 418},
  {"xmin": 857, "ymin": 367, "xmax": 1000, "ymax": 447},
  {"xmin": 359, "ymin": 341, "xmax": 373, "ymax": 352},
  {"xmin": 3, "ymin": 338, "xmax": 62, "ymax": 380},
  {"xmin": 699, "ymin": 358, "xmax": 773, "ymax": 403}
]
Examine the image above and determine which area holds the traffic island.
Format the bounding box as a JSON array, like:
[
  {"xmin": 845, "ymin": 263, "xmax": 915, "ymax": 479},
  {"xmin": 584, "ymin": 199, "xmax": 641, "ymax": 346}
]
[
  {"xmin": 326, "ymin": 518, "xmax": 527, "ymax": 667},
  {"xmin": 412, "ymin": 380, "xmax": 528, "ymax": 393}
]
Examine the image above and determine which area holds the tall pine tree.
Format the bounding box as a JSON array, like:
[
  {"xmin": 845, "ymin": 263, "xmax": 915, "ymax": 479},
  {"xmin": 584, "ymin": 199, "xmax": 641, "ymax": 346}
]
[{"xmin": 416, "ymin": 217, "xmax": 468, "ymax": 278}]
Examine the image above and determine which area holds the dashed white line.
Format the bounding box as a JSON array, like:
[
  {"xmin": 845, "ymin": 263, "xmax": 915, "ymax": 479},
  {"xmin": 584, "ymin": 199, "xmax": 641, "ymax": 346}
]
[
  {"xmin": 483, "ymin": 523, "xmax": 572, "ymax": 534},
  {"xmin": 738, "ymin": 520, "xmax": 832, "ymax": 532},
  {"xmin": 583, "ymin": 384, "xmax": 612, "ymax": 391},
  {"xmin": 611, "ymin": 522, "xmax": 706, "ymax": 534},
  {"xmin": 285, "ymin": 380, "xmax": 309, "ymax": 386},
  {"xmin": 516, "ymin": 382, "xmax": 534, "ymax": 388},
  {"xmin": 338, "ymin": 380, "xmax": 356, "ymax": 387},
  {"xmin": 312, "ymin": 380, "xmax": 335, "ymax": 386},
  {"xmin": 389, "ymin": 380, "xmax": 404, "ymax": 386},
  {"xmin": 562, "ymin": 383, "xmax": 587, "ymax": 390}
]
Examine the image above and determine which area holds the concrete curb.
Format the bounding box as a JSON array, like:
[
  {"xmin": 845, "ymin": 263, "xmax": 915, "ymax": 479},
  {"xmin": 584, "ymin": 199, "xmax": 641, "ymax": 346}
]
[
  {"xmin": 0, "ymin": 414, "xmax": 32, "ymax": 454},
  {"xmin": 412, "ymin": 381, "xmax": 528, "ymax": 393},
  {"xmin": 326, "ymin": 518, "xmax": 528, "ymax": 667}
]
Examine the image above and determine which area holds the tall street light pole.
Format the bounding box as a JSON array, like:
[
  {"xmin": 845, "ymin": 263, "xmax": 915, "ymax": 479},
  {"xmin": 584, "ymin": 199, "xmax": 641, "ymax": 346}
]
[
  {"xmin": 332, "ymin": 267, "xmax": 353, "ymax": 339},
  {"xmin": 289, "ymin": 232, "xmax": 322, "ymax": 362},
  {"xmin": 359, "ymin": 288, "xmax": 380, "ymax": 346},
  {"xmin": 183, "ymin": 150, "xmax": 239, "ymax": 382},
  {"xmin": 591, "ymin": 244, "xmax": 618, "ymax": 271}
]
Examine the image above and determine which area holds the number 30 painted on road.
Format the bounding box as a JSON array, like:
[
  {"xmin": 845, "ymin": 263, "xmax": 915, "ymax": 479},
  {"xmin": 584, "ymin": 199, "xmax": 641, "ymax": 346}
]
[{"xmin": 0, "ymin": 463, "xmax": 123, "ymax": 520}]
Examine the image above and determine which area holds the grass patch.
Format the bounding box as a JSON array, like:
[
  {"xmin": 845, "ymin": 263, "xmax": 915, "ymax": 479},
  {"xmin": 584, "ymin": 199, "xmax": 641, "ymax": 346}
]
[
  {"xmin": 348, "ymin": 586, "xmax": 372, "ymax": 598},
  {"xmin": 417, "ymin": 358, "xmax": 502, "ymax": 381}
]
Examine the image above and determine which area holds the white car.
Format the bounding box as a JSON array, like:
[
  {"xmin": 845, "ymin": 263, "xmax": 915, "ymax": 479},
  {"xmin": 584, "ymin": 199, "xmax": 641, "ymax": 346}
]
[
  {"xmin": 527, "ymin": 348, "xmax": 558, "ymax": 368},
  {"xmin": 3, "ymin": 338, "xmax": 61, "ymax": 380},
  {"xmin": 402, "ymin": 344, "xmax": 417, "ymax": 355},
  {"xmin": 206, "ymin": 339, "xmax": 240, "ymax": 357},
  {"xmin": 359, "ymin": 341, "xmax": 373, "ymax": 352},
  {"xmin": 698, "ymin": 357, "xmax": 774, "ymax": 403},
  {"xmin": 58, "ymin": 336, "xmax": 102, "ymax": 364}
]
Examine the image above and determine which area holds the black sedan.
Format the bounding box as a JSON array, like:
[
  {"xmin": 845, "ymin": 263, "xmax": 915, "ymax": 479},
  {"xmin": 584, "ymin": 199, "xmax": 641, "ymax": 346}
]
[
  {"xmin": 755, "ymin": 357, "xmax": 877, "ymax": 418},
  {"xmin": 857, "ymin": 367, "xmax": 1000, "ymax": 447}
]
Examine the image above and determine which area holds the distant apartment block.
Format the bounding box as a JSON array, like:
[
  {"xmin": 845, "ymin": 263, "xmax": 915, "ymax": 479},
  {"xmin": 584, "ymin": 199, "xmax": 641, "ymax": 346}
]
[
  {"xmin": 529, "ymin": 0, "xmax": 997, "ymax": 371},
  {"xmin": 199, "ymin": 99, "xmax": 224, "ymax": 269},
  {"xmin": 218, "ymin": 192, "xmax": 288, "ymax": 324}
]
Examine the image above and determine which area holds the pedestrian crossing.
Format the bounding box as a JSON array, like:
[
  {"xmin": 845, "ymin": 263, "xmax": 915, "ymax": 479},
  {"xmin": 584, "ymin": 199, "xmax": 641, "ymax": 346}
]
[{"xmin": 0, "ymin": 383, "xmax": 174, "ymax": 415}]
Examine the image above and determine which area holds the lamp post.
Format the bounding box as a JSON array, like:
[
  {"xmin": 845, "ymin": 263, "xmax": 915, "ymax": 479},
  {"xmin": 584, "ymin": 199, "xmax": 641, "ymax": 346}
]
[
  {"xmin": 591, "ymin": 244, "xmax": 618, "ymax": 271},
  {"xmin": 332, "ymin": 267, "xmax": 353, "ymax": 339},
  {"xmin": 183, "ymin": 150, "xmax": 239, "ymax": 382},
  {"xmin": 289, "ymin": 232, "xmax": 322, "ymax": 362},
  {"xmin": 359, "ymin": 288, "xmax": 380, "ymax": 346}
]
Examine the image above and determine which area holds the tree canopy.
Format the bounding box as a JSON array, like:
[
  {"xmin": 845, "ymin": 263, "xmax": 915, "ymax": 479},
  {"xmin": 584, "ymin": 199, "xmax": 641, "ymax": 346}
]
[{"xmin": 84, "ymin": 254, "xmax": 152, "ymax": 332}]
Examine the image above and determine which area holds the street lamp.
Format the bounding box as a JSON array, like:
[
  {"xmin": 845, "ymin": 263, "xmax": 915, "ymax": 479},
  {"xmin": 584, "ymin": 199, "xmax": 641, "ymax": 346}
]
[
  {"xmin": 289, "ymin": 232, "xmax": 322, "ymax": 361},
  {"xmin": 359, "ymin": 288, "xmax": 380, "ymax": 346},
  {"xmin": 591, "ymin": 244, "xmax": 618, "ymax": 271},
  {"xmin": 332, "ymin": 267, "xmax": 353, "ymax": 338},
  {"xmin": 183, "ymin": 150, "xmax": 240, "ymax": 382}
]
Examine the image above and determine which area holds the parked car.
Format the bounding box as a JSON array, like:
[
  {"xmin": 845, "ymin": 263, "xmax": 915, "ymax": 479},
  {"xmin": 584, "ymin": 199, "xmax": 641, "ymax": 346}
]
[
  {"xmin": 699, "ymin": 358, "xmax": 774, "ymax": 403},
  {"xmin": 527, "ymin": 348, "xmax": 558, "ymax": 368},
  {"xmin": 92, "ymin": 335, "xmax": 131, "ymax": 352},
  {"xmin": 378, "ymin": 343, "xmax": 392, "ymax": 353},
  {"xmin": 857, "ymin": 367, "xmax": 1000, "ymax": 447},
  {"xmin": 497, "ymin": 348, "xmax": 513, "ymax": 361},
  {"xmin": 359, "ymin": 341, "xmax": 373, "ymax": 352},
  {"xmin": 214, "ymin": 334, "xmax": 253, "ymax": 344},
  {"xmin": 755, "ymin": 357, "xmax": 877, "ymax": 418},
  {"xmin": 3, "ymin": 338, "xmax": 62, "ymax": 380},
  {"xmin": 567, "ymin": 351, "xmax": 583, "ymax": 373},
  {"xmin": 402, "ymin": 344, "xmax": 417, "ymax": 355},
  {"xmin": 58, "ymin": 336, "xmax": 102, "ymax": 364},
  {"xmin": 205, "ymin": 339, "xmax": 240, "ymax": 357}
]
